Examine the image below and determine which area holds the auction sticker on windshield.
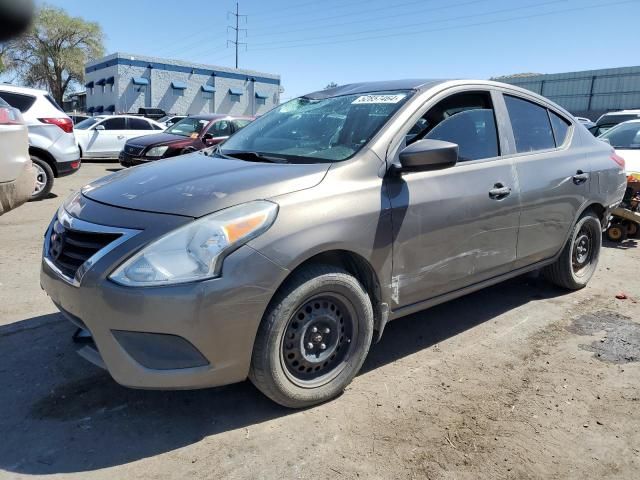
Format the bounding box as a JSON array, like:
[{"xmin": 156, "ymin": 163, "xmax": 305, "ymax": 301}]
[{"xmin": 352, "ymin": 94, "xmax": 406, "ymax": 104}]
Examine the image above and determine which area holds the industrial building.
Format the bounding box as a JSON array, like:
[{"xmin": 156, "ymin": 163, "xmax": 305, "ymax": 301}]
[
  {"xmin": 494, "ymin": 66, "xmax": 640, "ymax": 120},
  {"xmin": 84, "ymin": 52, "xmax": 281, "ymax": 117}
]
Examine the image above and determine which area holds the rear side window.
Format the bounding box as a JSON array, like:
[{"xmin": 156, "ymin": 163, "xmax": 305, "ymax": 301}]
[
  {"xmin": 101, "ymin": 117, "xmax": 126, "ymax": 130},
  {"xmin": 128, "ymin": 117, "xmax": 153, "ymax": 130},
  {"xmin": 504, "ymin": 95, "xmax": 555, "ymax": 153},
  {"xmin": 0, "ymin": 91, "xmax": 36, "ymax": 112},
  {"xmin": 549, "ymin": 111, "xmax": 571, "ymax": 146}
]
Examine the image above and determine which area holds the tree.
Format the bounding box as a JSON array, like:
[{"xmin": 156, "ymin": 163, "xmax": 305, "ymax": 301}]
[
  {"xmin": 4, "ymin": 4, "xmax": 104, "ymax": 104},
  {"xmin": 325, "ymin": 82, "xmax": 338, "ymax": 90}
]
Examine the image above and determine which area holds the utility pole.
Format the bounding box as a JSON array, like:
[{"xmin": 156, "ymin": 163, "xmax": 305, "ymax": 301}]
[{"xmin": 227, "ymin": 2, "xmax": 247, "ymax": 69}]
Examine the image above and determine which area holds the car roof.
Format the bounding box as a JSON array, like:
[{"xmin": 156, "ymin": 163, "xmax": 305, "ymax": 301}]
[
  {"xmin": 0, "ymin": 83, "xmax": 49, "ymax": 95},
  {"xmin": 187, "ymin": 114, "xmax": 254, "ymax": 121},
  {"xmin": 306, "ymin": 79, "xmax": 447, "ymax": 99}
]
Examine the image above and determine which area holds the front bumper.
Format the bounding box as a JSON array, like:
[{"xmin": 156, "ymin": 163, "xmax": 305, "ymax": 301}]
[
  {"xmin": 119, "ymin": 151, "xmax": 160, "ymax": 167},
  {"xmin": 40, "ymin": 200, "xmax": 289, "ymax": 389}
]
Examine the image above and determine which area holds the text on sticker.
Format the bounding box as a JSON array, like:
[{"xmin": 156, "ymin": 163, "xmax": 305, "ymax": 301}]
[{"xmin": 352, "ymin": 94, "xmax": 406, "ymax": 104}]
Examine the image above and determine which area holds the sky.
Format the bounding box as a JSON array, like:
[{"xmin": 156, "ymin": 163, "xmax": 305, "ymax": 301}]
[{"xmin": 38, "ymin": 0, "xmax": 640, "ymax": 99}]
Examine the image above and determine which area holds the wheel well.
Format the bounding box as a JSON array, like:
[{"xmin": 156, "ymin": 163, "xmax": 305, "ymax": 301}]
[
  {"xmin": 282, "ymin": 250, "xmax": 385, "ymax": 334},
  {"xmin": 29, "ymin": 147, "xmax": 58, "ymax": 176},
  {"xmin": 584, "ymin": 203, "xmax": 606, "ymax": 226}
]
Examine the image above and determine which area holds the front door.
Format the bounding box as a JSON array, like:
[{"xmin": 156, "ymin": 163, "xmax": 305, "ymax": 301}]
[
  {"xmin": 88, "ymin": 117, "xmax": 128, "ymax": 157},
  {"xmin": 388, "ymin": 90, "xmax": 520, "ymax": 309}
]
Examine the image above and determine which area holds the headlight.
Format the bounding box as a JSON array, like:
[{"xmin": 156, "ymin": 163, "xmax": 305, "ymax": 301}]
[
  {"xmin": 109, "ymin": 200, "xmax": 278, "ymax": 287},
  {"xmin": 145, "ymin": 146, "xmax": 169, "ymax": 157}
]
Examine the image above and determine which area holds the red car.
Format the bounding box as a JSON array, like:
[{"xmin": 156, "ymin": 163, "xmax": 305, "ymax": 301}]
[{"xmin": 119, "ymin": 114, "xmax": 253, "ymax": 167}]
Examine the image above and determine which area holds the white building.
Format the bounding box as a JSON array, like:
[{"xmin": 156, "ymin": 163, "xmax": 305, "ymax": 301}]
[{"xmin": 84, "ymin": 52, "xmax": 281, "ymax": 116}]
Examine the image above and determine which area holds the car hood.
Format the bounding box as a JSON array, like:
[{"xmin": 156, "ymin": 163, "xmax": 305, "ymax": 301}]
[
  {"xmin": 127, "ymin": 132, "xmax": 187, "ymax": 147},
  {"xmin": 81, "ymin": 152, "xmax": 330, "ymax": 218}
]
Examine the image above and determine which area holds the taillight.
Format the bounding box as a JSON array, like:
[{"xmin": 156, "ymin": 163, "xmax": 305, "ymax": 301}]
[
  {"xmin": 39, "ymin": 117, "xmax": 74, "ymax": 133},
  {"xmin": 611, "ymin": 151, "xmax": 625, "ymax": 169},
  {"xmin": 0, "ymin": 106, "xmax": 24, "ymax": 125}
]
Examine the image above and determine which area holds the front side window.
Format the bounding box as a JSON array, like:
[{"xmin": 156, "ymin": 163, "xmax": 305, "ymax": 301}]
[
  {"xmin": 505, "ymin": 95, "xmax": 555, "ymax": 153},
  {"xmin": 599, "ymin": 122, "xmax": 640, "ymax": 149},
  {"xmin": 75, "ymin": 117, "xmax": 100, "ymax": 130},
  {"xmin": 128, "ymin": 117, "xmax": 153, "ymax": 130},
  {"xmin": 101, "ymin": 117, "xmax": 126, "ymax": 130},
  {"xmin": 407, "ymin": 91, "xmax": 500, "ymax": 162},
  {"xmin": 208, "ymin": 120, "xmax": 231, "ymax": 137},
  {"xmin": 220, "ymin": 90, "xmax": 412, "ymax": 163},
  {"xmin": 166, "ymin": 118, "xmax": 210, "ymax": 137}
]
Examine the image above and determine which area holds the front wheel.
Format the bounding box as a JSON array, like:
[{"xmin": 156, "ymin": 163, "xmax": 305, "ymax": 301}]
[
  {"xmin": 543, "ymin": 211, "xmax": 602, "ymax": 290},
  {"xmin": 249, "ymin": 265, "xmax": 374, "ymax": 408}
]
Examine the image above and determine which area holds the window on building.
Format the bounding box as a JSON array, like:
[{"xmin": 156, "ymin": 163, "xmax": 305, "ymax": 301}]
[
  {"xmin": 406, "ymin": 91, "xmax": 500, "ymax": 162},
  {"xmin": 504, "ymin": 95, "xmax": 555, "ymax": 153},
  {"xmin": 128, "ymin": 117, "xmax": 154, "ymax": 130},
  {"xmin": 549, "ymin": 111, "xmax": 571, "ymax": 147},
  {"xmin": 174, "ymin": 88, "xmax": 185, "ymax": 97}
]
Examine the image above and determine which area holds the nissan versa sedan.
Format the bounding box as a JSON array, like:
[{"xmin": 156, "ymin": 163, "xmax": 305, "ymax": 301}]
[{"xmin": 41, "ymin": 79, "xmax": 627, "ymax": 408}]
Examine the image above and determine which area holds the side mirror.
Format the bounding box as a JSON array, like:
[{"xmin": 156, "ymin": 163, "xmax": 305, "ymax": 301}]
[
  {"xmin": 396, "ymin": 139, "xmax": 458, "ymax": 172},
  {"xmin": 95, "ymin": 124, "xmax": 105, "ymax": 131},
  {"xmin": 202, "ymin": 132, "xmax": 214, "ymax": 140}
]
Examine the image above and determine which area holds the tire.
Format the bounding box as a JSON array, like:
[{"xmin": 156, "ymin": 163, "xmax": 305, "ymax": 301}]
[
  {"xmin": 625, "ymin": 221, "xmax": 638, "ymax": 238},
  {"xmin": 606, "ymin": 224, "xmax": 625, "ymax": 242},
  {"xmin": 543, "ymin": 211, "xmax": 602, "ymax": 290},
  {"xmin": 29, "ymin": 156, "xmax": 54, "ymax": 201},
  {"xmin": 249, "ymin": 264, "xmax": 374, "ymax": 408}
]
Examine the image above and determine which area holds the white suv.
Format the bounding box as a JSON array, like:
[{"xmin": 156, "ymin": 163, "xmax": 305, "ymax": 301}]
[
  {"xmin": 0, "ymin": 84, "xmax": 81, "ymax": 200},
  {"xmin": 0, "ymin": 96, "xmax": 35, "ymax": 214}
]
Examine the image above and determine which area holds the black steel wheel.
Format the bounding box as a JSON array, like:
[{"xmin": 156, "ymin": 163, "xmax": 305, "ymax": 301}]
[
  {"xmin": 543, "ymin": 211, "xmax": 601, "ymax": 290},
  {"xmin": 281, "ymin": 293, "xmax": 356, "ymax": 387},
  {"xmin": 250, "ymin": 264, "xmax": 374, "ymax": 408}
]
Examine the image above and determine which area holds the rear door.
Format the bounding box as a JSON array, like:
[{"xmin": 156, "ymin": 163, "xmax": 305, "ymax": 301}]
[
  {"xmin": 500, "ymin": 92, "xmax": 589, "ymax": 267},
  {"xmin": 387, "ymin": 89, "xmax": 521, "ymax": 308}
]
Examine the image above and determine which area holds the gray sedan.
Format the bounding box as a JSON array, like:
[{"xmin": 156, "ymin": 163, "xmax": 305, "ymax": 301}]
[{"xmin": 41, "ymin": 79, "xmax": 627, "ymax": 408}]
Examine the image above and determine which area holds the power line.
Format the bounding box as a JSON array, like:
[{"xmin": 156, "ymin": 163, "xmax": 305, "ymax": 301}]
[
  {"xmin": 246, "ymin": 0, "xmax": 638, "ymax": 52},
  {"xmin": 251, "ymin": 0, "xmax": 566, "ymax": 48},
  {"xmin": 227, "ymin": 2, "xmax": 247, "ymax": 69},
  {"xmin": 248, "ymin": 0, "xmax": 489, "ymax": 39}
]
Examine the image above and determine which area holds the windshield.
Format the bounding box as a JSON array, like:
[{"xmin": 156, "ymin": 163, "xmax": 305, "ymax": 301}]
[
  {"xmin": 600, "ymin": 122, "xmax": 640, "ymax": 149},
  {"xmin": 166, "ymin": 117, "xmax": 209, "ymax": 137},
  {"xmin": 75, "ymin": 117, "xmax": 100, "ymax": 130},
  {"xmin": 220, "ymin": 90, "xmax": 412, "ymax": 163}
]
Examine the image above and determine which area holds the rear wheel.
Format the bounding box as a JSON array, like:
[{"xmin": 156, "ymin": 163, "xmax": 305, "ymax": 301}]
[
  {"xmin": 30, "ymin": 156, "xmax": 54, "ymax": 201},
  {"xmin": 543, "ymin": 211, "xmax": 602, "ymax": 290},
  {"xmin": 250, "ymin": 265, "xmax": 374, "ymax": 408},
  {"xmin": 625, "ymin": 221, "xmax": 638, "ymax": 238}
]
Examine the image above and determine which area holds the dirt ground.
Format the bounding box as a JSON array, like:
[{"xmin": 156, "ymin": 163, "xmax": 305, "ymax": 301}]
[{"xmin": 0, "ymin": 162, "xmax": 639, "ymax": 480}]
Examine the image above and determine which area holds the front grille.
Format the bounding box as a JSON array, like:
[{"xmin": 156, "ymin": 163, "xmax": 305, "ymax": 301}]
[
  {"xmin": 124, "ymin": 144, "xmax": 145, "ymax": 156},
  {"xmin": 48, "ymin": 220, "xmax": 121, "ymax": 279}
]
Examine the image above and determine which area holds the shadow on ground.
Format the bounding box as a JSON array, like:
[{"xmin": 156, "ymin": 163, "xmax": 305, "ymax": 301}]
[
  {"xmin": 602, "ymin": 237, "xmax": 638, "ymax": 250},
  {"xmin": 0, "ymin": 274, "xmax": 563, "ymax": 475}
]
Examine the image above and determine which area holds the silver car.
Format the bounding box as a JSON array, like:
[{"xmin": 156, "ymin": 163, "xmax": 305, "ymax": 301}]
[{"xmin": 41, "ymin": 80, "xmax": 627, "ymax": 408}]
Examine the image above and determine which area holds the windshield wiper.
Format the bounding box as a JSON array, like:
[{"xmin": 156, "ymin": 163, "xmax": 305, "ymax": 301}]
[{"xmin": 219, "ymin": 151, "xmax": 289, "ymax": 163}]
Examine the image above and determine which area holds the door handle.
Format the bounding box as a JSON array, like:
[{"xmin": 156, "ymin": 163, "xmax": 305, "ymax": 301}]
[
  {"xmin": 117, "ymin": 135, "xmax": 125, "ymax": 139},
  {"xmin": 489, "ymin": 183, "xmax": 511, "ymax": 200},
  {"xmin": 572, "ymin": 170, "xmax": 589, "ymax": 185}
]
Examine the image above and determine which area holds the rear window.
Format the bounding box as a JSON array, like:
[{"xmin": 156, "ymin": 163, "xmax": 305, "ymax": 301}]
[
  {"xmin": 504, "ymin": 95, "xmax": 555, "ymax": 153},
  {"xmin": 45, "ymin": 94, "xmax": 65, "ymax": 113},
  {"xmin": 0, "ymin": 91, "xmax": 36, "ymax": 112}
]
